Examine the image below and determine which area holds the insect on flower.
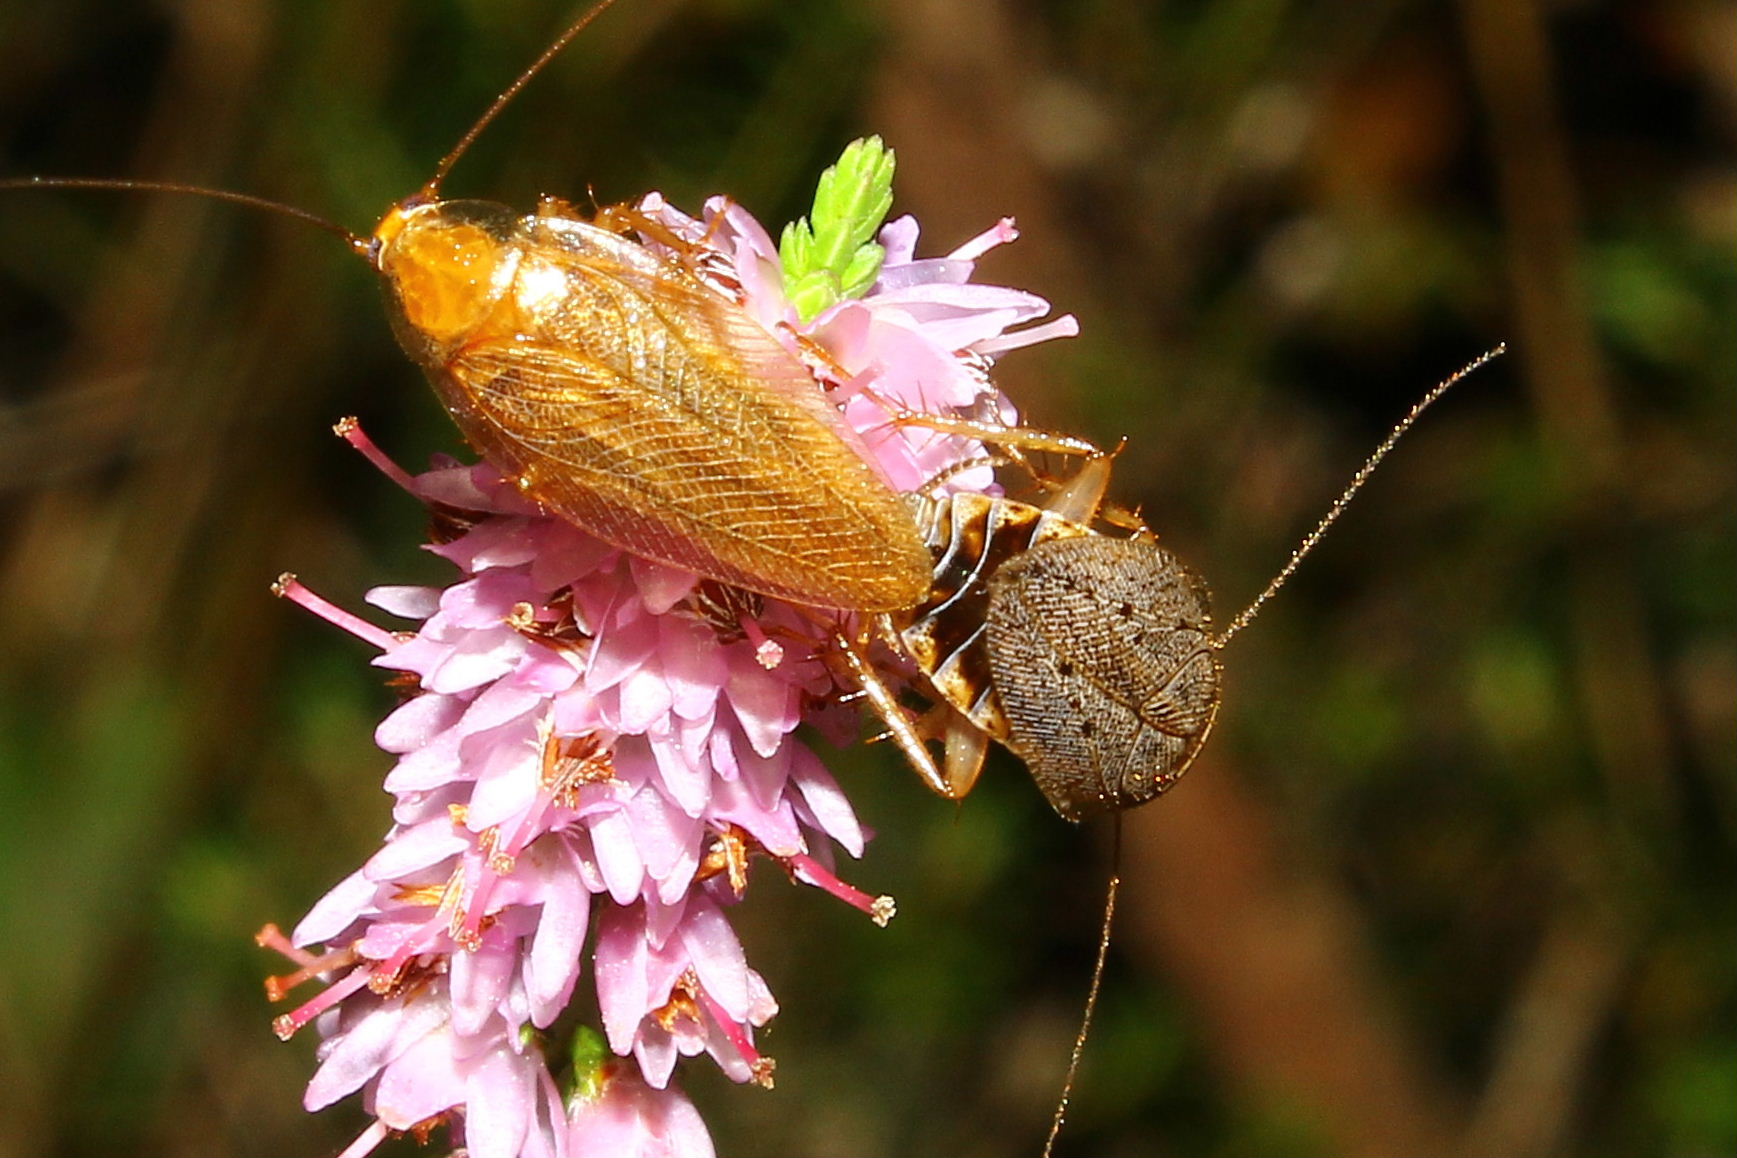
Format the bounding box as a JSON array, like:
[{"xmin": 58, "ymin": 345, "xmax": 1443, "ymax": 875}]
[
  {"xmin": 847, "ymin": 347, "xmax": 1504, "ymax": 820},
  {"xmin": 0, "ymin": 0, "xmax": 932, "ymax": 613},
  {"xmin": 836, "ymin": 347, "xmax": 1503, "ymax": 1153}
]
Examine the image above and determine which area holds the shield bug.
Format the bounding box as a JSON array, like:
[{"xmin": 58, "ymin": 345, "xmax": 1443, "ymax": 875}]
[
  {"xmin": 845, "ymin": 345, "xmax": 1505, "ymax": 819},
  {"xmin": 836, "ymin": 348, "xmax": 1500, "ymax": 1153},
  {"xmin": 0, "ymin": 0, "xmax": 931, "ymax": 612}
]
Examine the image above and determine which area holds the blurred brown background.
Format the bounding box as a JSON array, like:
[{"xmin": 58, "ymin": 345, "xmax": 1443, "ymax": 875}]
[{"xmin": 0, "ymin": 1, "xmax": 1731, "ymax": 1155}]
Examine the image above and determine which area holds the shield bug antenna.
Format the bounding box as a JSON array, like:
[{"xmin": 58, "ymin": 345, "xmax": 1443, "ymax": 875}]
[
  {"xmin": 2, "ymin": 0, "xmax": 933, "ymax": 613},
  {"xmin": 839, "ymin": 344, "xmax": 1505, "ymax": 1151}
]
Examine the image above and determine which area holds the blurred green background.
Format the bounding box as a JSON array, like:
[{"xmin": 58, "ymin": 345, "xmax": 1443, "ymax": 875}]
[{"xmin": 1, "ymin": 1, "xmax": 1731, "ymax": 1155}]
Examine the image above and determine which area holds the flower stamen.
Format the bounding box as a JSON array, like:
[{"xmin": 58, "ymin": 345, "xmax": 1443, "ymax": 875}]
[
  {"xmin": 948, "ymin": 215, "xmax": 1019, "ymax": 261},
  {"xmin": 273, "ymin": 963, "xmax": 374, "ymax": 1040},
  {"xmin": 272, "ymin": 574, "xmax": 400, "ymax": 651},
  {"xmin": 784, "ymin": 852, "xmax": 896, "ymax": 927},
  {"xmin": 333, "ymin": 416, "xmax": 420, "ymax": 495},
  {"xmin": 696, "ymin": 986, "xmax": 776, "ymax": 1090},
  {"xmin": 334, "ymin": 1118, "xmax": 393, "ymax": 1158}
]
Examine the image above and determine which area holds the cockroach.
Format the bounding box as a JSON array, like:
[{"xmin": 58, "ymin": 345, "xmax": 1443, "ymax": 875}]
[{"xmin": 0, "ymin": 0, "xmax": 932, "ymax": 612}]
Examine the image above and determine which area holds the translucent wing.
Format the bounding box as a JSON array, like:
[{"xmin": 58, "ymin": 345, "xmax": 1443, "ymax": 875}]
[{"xmin": 426, "ymin": 214, "xmax": 930, "ymax": 610}]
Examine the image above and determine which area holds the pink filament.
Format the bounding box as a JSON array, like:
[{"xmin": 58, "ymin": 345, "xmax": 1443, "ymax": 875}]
[
  {"xmin": 334, "ymin": 417, "xmax": 420, "ymax": 494},
  {"xmin": 274, "ymin": 574, "xmax": 400, "ymax": 651}
]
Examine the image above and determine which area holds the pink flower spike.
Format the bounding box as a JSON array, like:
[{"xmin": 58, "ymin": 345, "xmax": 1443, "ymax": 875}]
[
  {"xmin": 272, "ymin": 573, "xmax": 400, "ymax": 652},
  {"xmin": 333, "ymin": 416, "xmax": 420, "ymax": 495},
  {"xmin": 948, "ymin": 215, "xmax": 1020, "ymax": 261},
  {"xmin": 785, "ymin": 852, "xmax": 897, "ymax": 927},
  {"xmin": 270, "ymin": 172, "xmax": 1085, "ymax": 1151}
]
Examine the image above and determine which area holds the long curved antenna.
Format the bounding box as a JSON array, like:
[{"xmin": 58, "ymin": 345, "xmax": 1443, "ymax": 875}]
[
  {"xmin": 0, "ymin": 176, "xmax": 368, "ymax": 255},
  {"xmin": 1043, "ymin": 816, "xmax": 1123, "ymax": 1158},
  {"xmin": 421, "ymin": 0, "xmax": 621, "ymax": 198},
  {"xmin": 1217, "ymin": 343, "xmax": 1507, "ymax": 646}
]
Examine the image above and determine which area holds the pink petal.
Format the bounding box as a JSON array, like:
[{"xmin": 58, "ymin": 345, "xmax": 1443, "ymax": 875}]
[
  {"xmin": 370, "ymin": 1026, "xmax": 466, "ymax": 1127},
  {"xmin": 594, "ymin": 905, "xmax": 650, "ymax": 1053},
  {"xmin": 709, "ymin": 777, "xmax": 803, "ymax": 856},
  {"xmin": 528, "ymin": 842, "xmax": 591, "ymax": 1027},
  {"xmin": 877, "ymin": 214, "xmax": 921, "ymax": 267},
  {"xmin": 467, "ymin": 724, "xmax": 542, "ymax": 830},
  {"xmin": 455, "ymin": 519, "xmax": 541, "ymax": 570},
  {"xmin": 625, "ymin": 785, "xmax": 702, "ymax": 901},
  {"xmin": 383, "ymin": 727, "xmax": 465, "ymax": 792},
  {"xmin": 441, "ymin": 571, "xmax": 538, "ymax": 629},
  {"xmin": 590, "ymin": 808, "xmax": 646, "ymax": 905},
  {"xmin": 586, "ymin": 612, "xmax": 659, "ymax": 694},
  {"xmin": 364, "ymin": 821, "xmax": 468, "ymax": 880},
  {"xmin": 649, "ymin": 729, "xmax": 710, "ymax": 818},
  {"xmin": 632, "ymin": 1025, "xmax": 681, "ymax": 1091},
  {"xmin": 365, "ymin": 585, "xmax": 442, "ymax": 619},
  {"xmin": 412, "ymin": 463, "xmax": 493, "ymax": 509},
  {"xmin": 616, "ymin": 661, "xmax": 674, "ymax": 734},
  {"xmin": 680, "ymin": 900, "xmax": 749, "ymax": 1019},
  {"xmin": 517, "ymin": 648, "xmax": 581, "ymax": 694},
  {"xmin": 528, "ymin": 522, "xmax": 617, "ymax": 591},
  {"xmin": 450, "ymin": 940, "xmax": 517, "ymax": 1037},
  {"xmin": 733, "ymin": 739, "xmax": 790, "ymax": 813},
  {"xmin": 428, "ymin": 629, "xmax": 527, "ymax": 694},
  {"xmin": 790, "ymin": 747, "xmax": 866, "ymax": 857},
  {"xmin": 459, "ymin": 682, "xmax": 546, "ymax": 735},
  {"xmin": 629, "ymin": 556, "xmax": 698, "ymax": 614},
  {"xmin": 659, "ymin": 617, "xmax": 726, "ymax": 719},
  {"xmin": 293, "ymin": 867, "xmax": 377, "ymax": 946},
  {"xmin": 724, "ymin": 663, "xmax": 796, "ymax": 758},
  {"xmin": 461, "ymin": 1042, "xmax": 534, "ymax": 1158},
  {"xmin": 375, "ymin": 692, "xmax": 466, "ymax": 754},
  {"xmin": 305, "ymin": 997, "xmax": 426, "ymax": 1110}
]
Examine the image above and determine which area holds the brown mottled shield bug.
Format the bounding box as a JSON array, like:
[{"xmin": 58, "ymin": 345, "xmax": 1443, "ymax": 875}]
[
  {"xmin": 835, "ymin": 348, "xmax": 1500, "ymax": 1154},
  {"xmin": 842, "ymin": 346, "xmax": 1504, "ymax": 820},
  {"xmin": 0, "ymin": 0, "xmax": 931, "ymax": 612}
]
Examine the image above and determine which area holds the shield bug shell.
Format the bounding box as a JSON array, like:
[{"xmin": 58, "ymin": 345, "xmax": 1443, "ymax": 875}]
[
  {"xmin": 986, "ymin": 533, "xmax": 1221, "ymax": 820},
  {"xmin": 848, "ymin": 347, "xmax": 1501, "ymax": 820},
  {"xmin": 853, "ymin": 456, "xmax": 1219, "ymax": 821}
]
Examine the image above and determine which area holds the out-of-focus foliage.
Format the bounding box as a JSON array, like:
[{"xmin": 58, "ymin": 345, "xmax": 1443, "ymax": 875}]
[{"xmin": 0, "ymin": 1, "xmax": 1729, "ymax": 1155}]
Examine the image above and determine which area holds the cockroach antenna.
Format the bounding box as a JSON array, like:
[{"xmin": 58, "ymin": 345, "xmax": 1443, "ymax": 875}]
[
  {"xmin": 420, "ymin": 0, "xmax": 622, "ymax": 200},
  {"xmin": 1217, "ymin": 342, "xmax": 1508, "ymax": 645},
  {"xmin": 0, "ymin": 176, "xmax": 369, "ymax": 255},
  {"xmin": 1043, "ymin": 819, "xmax": 1122, "ymax": 1158},
  {"xmin": 0, "ymin": 0, "xmax": 624, "ymax": 250}
]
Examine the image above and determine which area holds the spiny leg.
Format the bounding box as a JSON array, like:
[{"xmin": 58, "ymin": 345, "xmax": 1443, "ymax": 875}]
[{"xmin": 827, "ymin": 628, "xmax": 955, "ymax": 799}]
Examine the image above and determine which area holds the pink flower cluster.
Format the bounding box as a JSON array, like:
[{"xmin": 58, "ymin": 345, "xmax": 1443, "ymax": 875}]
[{"xmin": 261, "ymin": 192, "xmax": 1075, "ymax": 1158}]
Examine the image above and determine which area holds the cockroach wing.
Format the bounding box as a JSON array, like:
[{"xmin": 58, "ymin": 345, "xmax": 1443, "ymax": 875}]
[
  {"xmin": 426, "ymin": 213, "xmax": 932, "ymax": 611},
  {"xmin": 984, "ymin": 535, "xmax": 1221, "ymax": 821}
]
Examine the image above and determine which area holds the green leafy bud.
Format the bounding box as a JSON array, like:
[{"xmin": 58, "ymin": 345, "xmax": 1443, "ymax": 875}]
[
  {"xmin": 780, "ymin": 136, "xmax": 897, "ymax": 322},
  {"xmin": 561, "ymin": 1025, "xmax": 612, "ymax": 1108}
]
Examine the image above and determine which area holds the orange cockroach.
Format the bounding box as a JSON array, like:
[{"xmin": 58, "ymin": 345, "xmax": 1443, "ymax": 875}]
[{"xmin": 1, "ymin": 0, "xmax": 931, "ymax": 612}]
